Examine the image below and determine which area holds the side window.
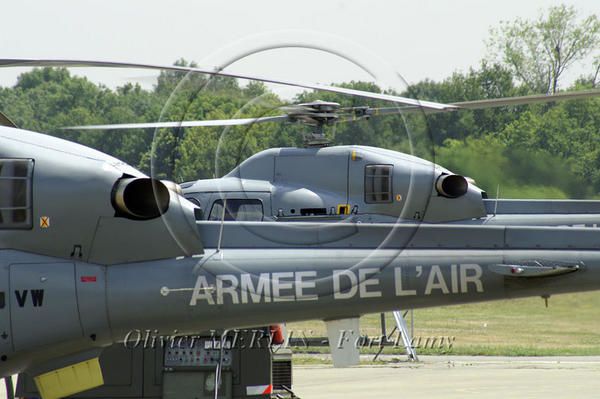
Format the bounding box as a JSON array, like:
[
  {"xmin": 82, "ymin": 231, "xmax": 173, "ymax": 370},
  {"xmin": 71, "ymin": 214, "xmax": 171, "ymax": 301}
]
[
  {"xmin": 208, "ymin": 199, "xmax": 264, "ymax": 221},
  {"xmin": 365, "ymin": 164, "xmax": 393, "ymax": 203},
  {"xmin": 0, "ymin": 159, "xmax": 34, "ymax": 229}
]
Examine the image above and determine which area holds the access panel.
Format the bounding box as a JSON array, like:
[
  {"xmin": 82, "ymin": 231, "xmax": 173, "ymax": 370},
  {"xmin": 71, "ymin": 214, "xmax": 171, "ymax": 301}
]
[{"xmin": 10, "ymin": 263, "xmax": 82, "ymax": 351}]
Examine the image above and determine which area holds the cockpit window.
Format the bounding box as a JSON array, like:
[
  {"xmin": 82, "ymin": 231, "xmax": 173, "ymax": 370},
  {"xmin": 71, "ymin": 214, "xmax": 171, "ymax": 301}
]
[
  {"xmin": 0, "ymin": 159, "xmax": 34, "ymax": 229},
  {"xmin": 209, "ymin": 199, "xmax": 264, "ymax": 221},
  {"xmin": 365, "ymin": 164, "xmax": 393, "ymax": 203}
]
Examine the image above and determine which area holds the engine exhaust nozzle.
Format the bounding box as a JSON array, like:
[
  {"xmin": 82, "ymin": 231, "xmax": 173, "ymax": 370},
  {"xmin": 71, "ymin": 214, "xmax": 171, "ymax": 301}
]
[
  {"xmin": 435, "ymin": 174, "xmax": 468, "ymax": 198},
  {"xmin": 112, "ymin": 178, "xmax": 170, "ymax": 220}
]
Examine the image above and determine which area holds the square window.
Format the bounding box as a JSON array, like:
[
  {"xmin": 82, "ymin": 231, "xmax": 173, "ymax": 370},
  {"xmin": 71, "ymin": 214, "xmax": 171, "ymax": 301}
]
[
  {"xmin": 0, "ymin": 159, "xmax": 34, "ymax": 229},
  {"xmin": 365, "ymin": 164, "xmax": 393, "ymax": 203},
  {"xmin": 208, "ymin": 199, "xmax": 264, "ymax": 221}
]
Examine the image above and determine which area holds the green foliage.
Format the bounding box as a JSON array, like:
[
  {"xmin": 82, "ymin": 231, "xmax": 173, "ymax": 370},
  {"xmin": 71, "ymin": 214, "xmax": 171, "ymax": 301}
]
[
  {"xmin": 487, "ymin": 4, "xmax": 600, "ymax": 94},
  {"xmin": 406, "ymin": 62, "xmax": 525, "ymax": 145},
  {"xmin": 436, "ymin": 136, "xmax": 588, "ymax": 199}
]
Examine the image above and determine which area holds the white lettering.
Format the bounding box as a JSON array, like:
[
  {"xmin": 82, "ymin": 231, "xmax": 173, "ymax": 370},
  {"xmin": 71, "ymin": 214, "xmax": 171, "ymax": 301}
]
[
  {"xmin": 295, "ymin": 271, "xmax": 318, "ymax": 301},
  {"xmin": 359, "ymin": 268, "xmax": 382, "ymax": 298},
  {"xmin": 337, "ymin": 329, "xmax": 354, "ymax": 349},
  {"xmin": 425, "ymin": 265, "xmax": 450, "ymax": 295},
  {"xmin": 216, "ymin": 274, "xmax": 239, "ymax": 305},
  {"xmin": 272, "ymin": 272, "xmax": 295, "ymax": 302},
  {"xmin": 450, "ymin": 264, "xmax": 459, "ymax": 293},
  {"xmin": 394, "ymin": 267, "xmax": 416, "ymax": 296},
  {"xmin": 460, "ymin": 264, "xmax": 483, "ymax": 293},
  {"xmin": 189, "ymin": 275, "xmax": 215, "ymax": 305},
  {"xmin": 240, "ymin": 273, "xmax": 272, "ymax": 303},
  {"xmin": 333, "ymin": 270, "xmax": 358, "ymax": 299}
]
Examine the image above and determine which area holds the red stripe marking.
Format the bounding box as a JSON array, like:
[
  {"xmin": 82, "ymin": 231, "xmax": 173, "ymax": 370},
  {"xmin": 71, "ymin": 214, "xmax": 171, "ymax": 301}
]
[
  {"xmin": 80, "ymin": 276, "xmax": 97, "ymax": 283},
  {"xmin": 262, "ymin": 384, "xmax": 273, "ymax": 395}
]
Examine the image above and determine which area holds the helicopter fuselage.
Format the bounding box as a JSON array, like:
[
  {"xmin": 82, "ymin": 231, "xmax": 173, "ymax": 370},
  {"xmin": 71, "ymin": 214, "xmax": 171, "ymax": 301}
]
[
  {"xmin": 182, "ymin": 145, "xmax": 487, "ymax": 224},
  {"xmin": 2, "ymin": 125, "xmax": 600, "ymax": 391}
]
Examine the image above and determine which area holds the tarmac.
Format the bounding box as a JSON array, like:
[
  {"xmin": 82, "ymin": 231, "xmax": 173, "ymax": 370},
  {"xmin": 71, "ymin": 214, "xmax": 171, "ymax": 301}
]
[
  {"xmin": 2, "ymin": 356, "xmax": 600, "ymax": 398},
  {"xmin": 292, "ymin": 355, "xmax": 600, "ymax": 399}
]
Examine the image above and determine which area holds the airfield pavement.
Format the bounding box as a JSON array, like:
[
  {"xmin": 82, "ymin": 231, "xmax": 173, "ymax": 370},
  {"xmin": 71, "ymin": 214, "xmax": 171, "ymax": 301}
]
[
  {"xmin": 292, "ymin": 355, "xmax": 600, "ymax": 399},
  {"xmin": 2, "ymin": 356, "xmax": 600, "ymax": 398}
]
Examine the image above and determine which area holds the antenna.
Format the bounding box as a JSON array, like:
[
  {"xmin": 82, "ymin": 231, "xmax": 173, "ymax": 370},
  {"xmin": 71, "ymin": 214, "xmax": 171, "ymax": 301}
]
[
  {"xmin": 214, "ymin": 329, "xmax": 229, "ymax": 399},
  {"xmin": 493, "ymin": 184, "xmax": 500, "ymax": 216},
  {"xmin": 217, "ymin": 198, "xmax": 227, "ymax": 253}
]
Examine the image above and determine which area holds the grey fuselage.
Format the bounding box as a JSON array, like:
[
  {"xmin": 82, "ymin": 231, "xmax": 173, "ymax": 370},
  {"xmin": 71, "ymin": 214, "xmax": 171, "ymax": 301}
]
[
  {"xmin": 182, "ymin": 146, "xmax": 600, "ymax": 227},
  {"xmin": 2, "ymin": 126, "xmax": 600, "ymax": 379}
]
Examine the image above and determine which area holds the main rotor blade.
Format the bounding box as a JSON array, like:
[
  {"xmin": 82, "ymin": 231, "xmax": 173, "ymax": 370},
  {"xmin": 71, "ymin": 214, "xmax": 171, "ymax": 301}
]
[
  {"xmin": 64, "ymin": 115, "xmax": 289, "ymax": 130},
  {"xmin": 450, "ymin": 89, "xmax": 600, "ymax": 110},
  {"xmin": 339, "ymin": 88, "xmax": 600, "ymax": 119},
  {"xmin": 64, "ymin": 86, "xmax": 600, "ymax": 131},
  {"xmin": 0, "ymin": 111, "xmax": 16, "ymax": 128},
  {"xmin": 0, "ymin": 58, "xmax": 457, "ymax": 111}
]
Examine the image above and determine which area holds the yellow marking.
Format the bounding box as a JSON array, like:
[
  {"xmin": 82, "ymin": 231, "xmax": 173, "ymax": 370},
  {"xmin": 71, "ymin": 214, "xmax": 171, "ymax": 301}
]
[
  {"xmin": 337, "ymin": 204, "xmax": 350, "ymax": 215},
  {"xmin": 35, "ymin": 358, "xmax": 104, "ymax": 399},
  {"xmin": 351, "ymin": 150, "xmax": 357, "ymax": 161},
  {"xmin": 40, "ymin": 216, "xmax": 50, "ymax": 228},
  {"xmin": 396, "ymin": 194, "xmax": 402, "ymax": 202}
]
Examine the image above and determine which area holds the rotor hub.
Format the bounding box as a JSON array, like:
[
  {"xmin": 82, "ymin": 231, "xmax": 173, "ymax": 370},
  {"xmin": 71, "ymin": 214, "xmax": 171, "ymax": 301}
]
[
  {"xmin": 284, "ymin": 100, "xmax": 341, "ymax": 125},
  {"xmin": 281, "ymin": 100, "xmax": 341, "ymax": 146}
]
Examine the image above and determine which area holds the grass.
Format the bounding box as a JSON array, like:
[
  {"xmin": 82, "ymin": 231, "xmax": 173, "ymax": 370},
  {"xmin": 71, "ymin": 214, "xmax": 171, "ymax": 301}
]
[{"xmin": 287, "ymin": 291, "xmax": 600, "ymax": 357}]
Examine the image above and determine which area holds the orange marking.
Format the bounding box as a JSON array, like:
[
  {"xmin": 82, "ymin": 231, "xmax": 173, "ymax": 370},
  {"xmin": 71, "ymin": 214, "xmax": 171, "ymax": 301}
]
[{"xmin": 40, "ymin": 216, "xmax": 50, "ymax": 228}]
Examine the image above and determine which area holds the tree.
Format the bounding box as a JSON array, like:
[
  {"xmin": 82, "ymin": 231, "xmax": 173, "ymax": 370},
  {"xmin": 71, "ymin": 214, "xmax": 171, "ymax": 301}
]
[
  {"xmin": 592, "ymin": 55, "xmax": 600, "ymax": 88},
  {"xmin": 405, "ymin": 62, "xmax": 522, "ymax": 145},
  {"xmin": 487, "ymin": 5, "xmax": 600, "ymax": 94}
]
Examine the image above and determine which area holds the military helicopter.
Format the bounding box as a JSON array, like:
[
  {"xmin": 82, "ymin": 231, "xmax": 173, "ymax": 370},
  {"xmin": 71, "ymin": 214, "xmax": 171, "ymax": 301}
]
[{"xmin": 1, "ymin": 58, "xmax": 600, "ymax": 399}]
